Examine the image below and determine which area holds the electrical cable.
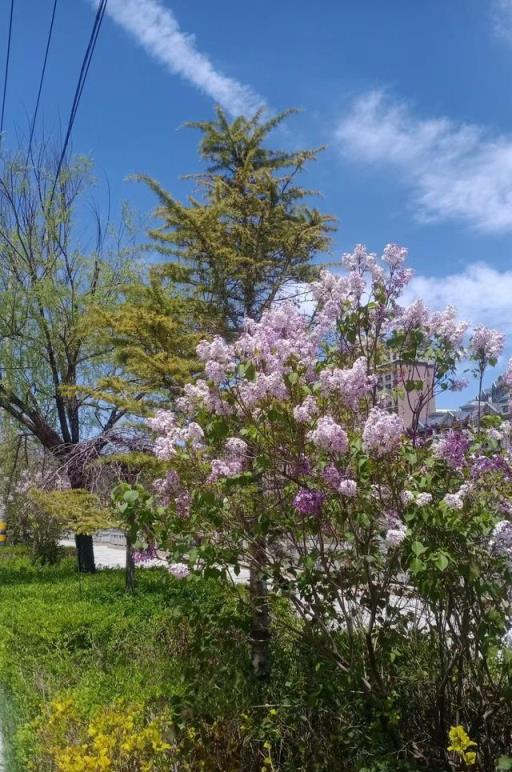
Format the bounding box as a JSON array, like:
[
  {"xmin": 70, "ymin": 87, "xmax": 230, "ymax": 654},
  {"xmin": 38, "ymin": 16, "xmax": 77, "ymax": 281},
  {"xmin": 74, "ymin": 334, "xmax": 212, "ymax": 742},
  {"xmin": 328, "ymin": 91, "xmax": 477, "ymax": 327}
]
[{"xmin": 0, "ymin": 0, "xmax": 15, "ymax": 136}]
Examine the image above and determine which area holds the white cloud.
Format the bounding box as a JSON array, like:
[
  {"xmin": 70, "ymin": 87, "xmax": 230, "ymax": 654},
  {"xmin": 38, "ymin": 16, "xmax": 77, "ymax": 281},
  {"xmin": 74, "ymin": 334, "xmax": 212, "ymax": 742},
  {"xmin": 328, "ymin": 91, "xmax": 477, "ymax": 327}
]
[
  {"xmin": 491, "ymin": 0, "xmax": 512, "ymax": 40},
  {"xmin": 335, "ymin": 91, "xmax": 512, "ymax": 232},
  {"xmin": 94, "ymin": 0, "xmax": 265, "ymax": 115},
  {"xmin": 403, "ymin": 262, "xmax": 512, "ymax": 337}
]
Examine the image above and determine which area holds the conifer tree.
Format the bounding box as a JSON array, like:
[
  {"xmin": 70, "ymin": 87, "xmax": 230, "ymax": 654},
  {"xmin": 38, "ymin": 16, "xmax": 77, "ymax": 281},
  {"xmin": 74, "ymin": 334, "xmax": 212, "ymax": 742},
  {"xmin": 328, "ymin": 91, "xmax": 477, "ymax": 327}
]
[{"xmin": 139, "ymin": 107, "xmax": 335, "ymax": 339}]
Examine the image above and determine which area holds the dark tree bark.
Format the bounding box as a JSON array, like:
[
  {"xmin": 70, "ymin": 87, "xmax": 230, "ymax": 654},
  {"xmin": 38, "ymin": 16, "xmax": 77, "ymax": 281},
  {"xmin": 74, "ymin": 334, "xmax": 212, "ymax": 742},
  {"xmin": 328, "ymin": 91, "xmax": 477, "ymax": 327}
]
[
  {"xmin": 249, "ymin": 536, "xmax": 271, "ymax": 680},
  {"xmin": 125, "ymin": 533, "xmax": 135, "ymax": 593},
  {"xmin": 68, "ymin": 463, "xmax": 96, "ymax": 574},
  {"xmin": 74, "ymin": 533, "xmax": 95, "ymax": 574}
]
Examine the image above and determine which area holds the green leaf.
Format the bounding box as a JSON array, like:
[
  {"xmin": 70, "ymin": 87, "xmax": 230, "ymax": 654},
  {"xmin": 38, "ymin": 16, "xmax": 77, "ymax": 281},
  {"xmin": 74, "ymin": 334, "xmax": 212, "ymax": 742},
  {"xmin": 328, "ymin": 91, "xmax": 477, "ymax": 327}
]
[
  {"xmin": 123, "ymin": 489, "xmax": 139, "ymax": 504},
  {"xmin": 433, "ymin": 553, "xmax": 449, "ymax": 571},
  {"xmin": 409, "ymin": 557, "xmax": 426, "ymax": 574},
  {"xmin": 411, "ymin": 541, "xmax": 426, "ymax": 557}
]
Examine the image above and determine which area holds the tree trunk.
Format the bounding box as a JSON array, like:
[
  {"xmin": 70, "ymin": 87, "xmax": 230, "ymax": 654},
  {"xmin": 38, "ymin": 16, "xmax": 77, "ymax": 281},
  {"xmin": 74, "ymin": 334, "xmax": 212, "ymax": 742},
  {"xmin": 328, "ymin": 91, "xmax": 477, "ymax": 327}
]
[
  {"xmin": 75, "ymin": 533, "xmax": 95, "ymax": 573},
  {"xmin": 125, "ymin": 533, "xmax": 135, "ymax": 593},
  {"xmin": 68, "ymin": 464, "xmax": 96, "ymax": 574},
  {"xmin": 249, "ymin": 537, "xmax": 271, "ymax": 680}
]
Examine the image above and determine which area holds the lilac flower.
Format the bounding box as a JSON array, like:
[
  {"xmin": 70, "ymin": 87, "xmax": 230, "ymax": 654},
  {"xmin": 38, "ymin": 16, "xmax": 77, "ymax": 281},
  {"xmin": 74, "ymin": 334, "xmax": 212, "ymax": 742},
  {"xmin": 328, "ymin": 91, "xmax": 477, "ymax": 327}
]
[
  {"xmin": 293, "ymin": 395, "xmax": 318, "ymax": 424},
  {"xmin": 471, "ymin": 455, "xmax": 511, "ymax": 480},
  {"xmin": 307, "ymin": 416, "xmax": 349, "ymax": 455},
  {"xmin": 147, "ymin": 409, "xmax": 177, "ymax": 434},
  {"xmin": 401, "ymin": 490, "xmax": 415, "ymax": 505},
  {"xmin": 225, "ymin": 437, "xmax": 248, "ymax": 459},
  {"xmin": 293, "ymin": 488, "xmax": 325, "ymax": 516},
  {"xmin": 397, "ymin": 299, "xmax": 430, "ymax": 331},
  {"xmin": 318, "ymin": 357, "xmax": 377, "ymax": 409},
  {"xmin": 416, "ymin": 492, "xmax": 433, "ymax": 507},
  {"xmin": 382, "ymin": 509, "xmax": 402, "ymax": 530},
  {"xmin": 175, "ymin": 491, "xmax": 191, "ymax": 519},
  {"xmin": 469, "ymin": 326, "xmax": 505, "ymax": 363},
  {"xmin": 385, "ymin": 527, "xmax": 406, "ymax": 548},
  {"xmin": 433, "ymin": 430, "xmax": 469, "ymax": 470},
  {"xmin": 208, "ymin": 437, "xmax": 249, "ymax": 482},
  {"xmin": 208, "ymin": 458, "xmax": 244, "ymax": 483},
  {"xmin": 168, "ymin": 562, "xmax": 190, "ymax": 579},
  {"xmin": 382, "ymin": 243, "xmax": 408, "ymax": 268},
  {"xmin": 322, "ymin": 464, "xmax": 342, "ymax": 490},
  {"xmin": 133, "ymin": 544, "xmax": 159, "ymax": 564},
  {"xmin": 489, "ymin": 520, "xmax": 512, "ymax": 558},
  {"xmin": 430, "ymin": 307, "xmax": 468, "ymax": 348},
  {"xmin": 338, "ymin": 479, "xmax": 357, "ymax": 497},
  {"xmin": 442, "ymin": 493, "xmax": 464, "ymax": 510},
  {"xmin": 502, "ymin": 628, "xmax": 512, "ymax": 649},
  {"xmin": 197, "ymin": 336, "xmax": 235, "ymax": 385},
  {"xmin": 153, "ymin": 470, "xmax": 180, "ymax": 505},
  {"xmin": 362, "ymin": 408, "xmax": 403, "ymax": 458}
]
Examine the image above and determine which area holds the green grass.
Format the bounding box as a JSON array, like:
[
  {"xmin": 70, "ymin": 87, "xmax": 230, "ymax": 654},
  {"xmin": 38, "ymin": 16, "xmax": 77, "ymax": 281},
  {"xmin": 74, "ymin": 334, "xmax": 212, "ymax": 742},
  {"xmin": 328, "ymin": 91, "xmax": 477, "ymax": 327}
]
[{"xmin": 0, "ymin": 548, "xmax": 253, "ymax": 770}]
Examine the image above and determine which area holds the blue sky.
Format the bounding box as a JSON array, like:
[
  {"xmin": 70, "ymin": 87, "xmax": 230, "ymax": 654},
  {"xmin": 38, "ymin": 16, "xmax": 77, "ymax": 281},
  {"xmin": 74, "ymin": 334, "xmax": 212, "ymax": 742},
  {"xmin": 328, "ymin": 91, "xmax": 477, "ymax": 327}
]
[{"xmin": 4, "ymin": 0, "xmax": 512, "ymax": 406}]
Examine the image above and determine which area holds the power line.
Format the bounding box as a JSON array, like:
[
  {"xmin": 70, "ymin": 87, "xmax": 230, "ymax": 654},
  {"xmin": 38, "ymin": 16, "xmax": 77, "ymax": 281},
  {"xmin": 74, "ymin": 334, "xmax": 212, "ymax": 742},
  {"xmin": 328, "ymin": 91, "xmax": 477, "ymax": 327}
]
[
  {"xmin": 26, "ymin": 0, "xmax": 59, "ymax": 164},
  {"xmin": 0, "ymin": 0, "xmax": 14, "ymax": 136},
  {"xmin": 49, "ymin": 0, "xmax": 108, "ymax": 205}
]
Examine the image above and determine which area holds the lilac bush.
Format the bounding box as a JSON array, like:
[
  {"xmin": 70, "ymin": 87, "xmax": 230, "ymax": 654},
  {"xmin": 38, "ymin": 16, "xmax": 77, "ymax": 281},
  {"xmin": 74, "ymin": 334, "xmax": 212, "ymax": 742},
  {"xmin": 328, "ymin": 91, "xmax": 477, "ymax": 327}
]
[{"xmin": 142, "ymin": 243, "xmax": 512, "ymax": 766}]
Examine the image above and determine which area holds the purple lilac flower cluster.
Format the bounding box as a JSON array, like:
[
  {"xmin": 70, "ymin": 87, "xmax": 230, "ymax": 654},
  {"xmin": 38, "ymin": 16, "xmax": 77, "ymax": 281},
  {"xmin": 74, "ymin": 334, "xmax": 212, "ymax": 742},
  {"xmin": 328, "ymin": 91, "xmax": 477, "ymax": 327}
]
[{"xmin": 293, "ymin": 488, "xmax": 325, "ymax": 516}]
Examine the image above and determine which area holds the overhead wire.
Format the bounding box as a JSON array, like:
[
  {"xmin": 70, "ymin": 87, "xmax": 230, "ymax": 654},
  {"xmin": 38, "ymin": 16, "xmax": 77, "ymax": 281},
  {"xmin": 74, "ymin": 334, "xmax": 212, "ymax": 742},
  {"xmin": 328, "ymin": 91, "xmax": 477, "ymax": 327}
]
[
  {"xmin": 0, "ymin": 0, "xmax": 15, "ymax": 136},
  {"xmin": 48, "ymin": 0, "xmax": 108, "ymax": 205},
  {"xmin": 26, "ymin": 0, "xmax": 59, "ymax": 165}
]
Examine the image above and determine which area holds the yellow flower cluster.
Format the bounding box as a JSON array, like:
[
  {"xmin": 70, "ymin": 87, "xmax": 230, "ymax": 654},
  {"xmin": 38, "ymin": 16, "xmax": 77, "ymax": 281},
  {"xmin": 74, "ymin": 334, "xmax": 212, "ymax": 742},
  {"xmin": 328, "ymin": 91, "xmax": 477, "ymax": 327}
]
[
  {"xmin": 448, "ymin": 725, "xmax": 477, "ymax": 767},
  {"xmin": 41, "ymin": 697, "xmax": 173, "ymax": 772}
]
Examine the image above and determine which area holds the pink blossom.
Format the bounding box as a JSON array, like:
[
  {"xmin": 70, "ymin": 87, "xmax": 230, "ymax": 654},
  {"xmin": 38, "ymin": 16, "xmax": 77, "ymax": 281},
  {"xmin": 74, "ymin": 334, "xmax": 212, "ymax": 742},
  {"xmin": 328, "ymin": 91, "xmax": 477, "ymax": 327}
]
[
  {"xmin": 382, "ymin": 243, "xmax": 408, "ymax": 268},
  {"xmin": 338, "ymin": 479, "xmax": 357, "ymax": 497},
  {"xmin": 470, "ymin": 326, "xmax": 505, "ymax": 363},
  {"xmin": 318, "ymin": 357, "xmax": 377, "ymax": 409},
  {"xmin": 147, "ymin": 410, "xmax": 177, "ymax": 433},
  {"xmin": 208, "ymin": 458, "xmax": 244, "ymax": 483},
  {"xmin": 168, "ymin": 562, "xmax": 190, "ymax": 579},
  {"xmin": 433, "ymin": 430, "xmax": 469, "ymax": 470},
  {"xmin": 430, "ymin": 306, "xmax": 468, "ymax": 347},
  {"xmin": 397, "ymin": 299, "xmax": 430, "ymax": 330},
  {"xmin": 442, "ymin": 493, "xmax": 463, "ymax": 510},
  {"xmin": 175, "ymin": 491, "xmax": 191, "ymax": 519},
  {"xmin": 307, "ymin": 416, "xmax": 348, "ymax": 455},
  {"xmin": 293, "ymin": 395, "xmax": 318, "ymax": 424},
  {"xmin": 362, "ymin": 408, "xmax": 403, "ymax": 457},
  {"xmin": 385, "ymin": 527, "xmax": 406, "ymax": 548},
  {"xmin": 490, "ymin": 520, "xmax": 512, "ymax": 558},
  {"xmin": 225, "ymin": 437, "xmax": 248, "ymax": 458},
  {"xmin": 401, "ymin": 490, "xmax": 415, "ymax": 505}
]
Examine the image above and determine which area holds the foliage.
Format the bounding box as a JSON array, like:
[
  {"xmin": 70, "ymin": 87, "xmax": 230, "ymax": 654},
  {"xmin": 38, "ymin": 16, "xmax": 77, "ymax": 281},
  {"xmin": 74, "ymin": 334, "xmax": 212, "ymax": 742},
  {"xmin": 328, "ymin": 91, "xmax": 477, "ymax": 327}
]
[
  {"xmin": 139, "ymin": 108, "xmax": 334, "ymax": 339},
  {"xmin": 0, "ymin": 550, "xmax": 429, "ymax": 770},
  {"xmin": 28, "ymin": 488, "xmax": 114, "ymax": 536},
  {"xmin": 448, "ymin": 725, "xmax": 477, "ymax": 767},
  {"xmin": 36, "ymin": 698, "xmax": 174, "ymax": 771},
  {"xmin": 90, "ymin": 263, "xmax": 205, "ymax": 408},
  {"xmin": 0, "ymin": 145, "xmax": 138, "ymax": 460},
  {"xmin": 141, "ymin": 243, "xmax": 512, "ymax": 768}
]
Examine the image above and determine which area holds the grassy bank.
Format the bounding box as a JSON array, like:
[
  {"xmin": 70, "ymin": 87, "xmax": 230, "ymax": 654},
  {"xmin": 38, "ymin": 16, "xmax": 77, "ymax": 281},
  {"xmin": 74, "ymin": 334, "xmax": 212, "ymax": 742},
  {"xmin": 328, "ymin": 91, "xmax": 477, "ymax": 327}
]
[
  {"xmin": 0, "ymin": 548, "xmax": 257, "ymax": 770},
  {"xmin": 0, "ymin": 548, "xmax": 427, "ymax": 771}
]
